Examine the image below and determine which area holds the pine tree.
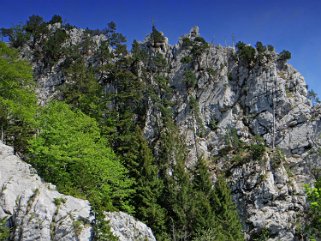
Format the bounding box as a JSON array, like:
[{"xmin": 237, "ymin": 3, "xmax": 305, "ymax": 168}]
[
  {"xmin": 60, "ymin": 58, "xmax": 103, "ymax": 118},
  {"xmin": 213, "ymin": 176, "xmax": 244, "ymax": 241}
]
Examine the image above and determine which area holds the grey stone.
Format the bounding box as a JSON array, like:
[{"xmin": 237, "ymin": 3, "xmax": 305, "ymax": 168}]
[
  {"xmin": 0, "ymin": 141, "xmax": 93, "ymax": 241},
  {"xmin": 105, "ymin": 212, "xmax": 156, "ymax": 241}
]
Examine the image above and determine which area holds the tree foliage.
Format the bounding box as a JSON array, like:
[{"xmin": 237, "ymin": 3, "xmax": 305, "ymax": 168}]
[
  {"xmin": 236, "ymin": 41, "xmax": 256, "ymax": 65},
  {"xmin": 305, "ymin": 179, "xmax": 321, "ymax": 240},
  {"xmin": 278, "ymin": 50, "xmax": 291, "ymax": 61},
  {"xmin": 151, "ymin": 25, "xmax": 165, "ymax": 43},
  {"xmin": 184, "ymin": 70, "xmax": 197, "ymax": 89},
  {"xmin": 0, "ymin": 218, "xmax": 10, "ymax": 241},
  {"xmin": 28, "ymin": 101, "xmax": 134, "ymax": 212},
  {"xmin": 0, "ymin": 42, "xmax": 37, "ymax": 153},
  {"xmin": 1, "ymin": 16, "xmax": 248, "ymax": 241}
]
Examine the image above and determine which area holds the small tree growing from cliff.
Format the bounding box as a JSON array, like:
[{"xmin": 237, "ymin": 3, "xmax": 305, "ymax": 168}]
[
  {"xmin": 151, "ymin": 25, "xmax": 165, "ymax": 43},
  {"xmin": 184, "ymin": 70, "xmax": 197, "ymax": 89},
  {"xmin": 255, "ymin": 41, "xmax": 266, "ymax": 53},
  {"xmin": 278, "ymin": 50, "xmax": 291, "ymax": 61},
  {"xmin": 236, "ymin": 41, "xmax": 256, "ymax": 65},
  {"xmin": 305, "ymin": 179, "xmax": 321, "ymax": 240}
]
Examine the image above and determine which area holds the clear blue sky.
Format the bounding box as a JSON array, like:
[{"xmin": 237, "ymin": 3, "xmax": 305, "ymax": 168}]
[{"xmin": 1, "ymin": 0, "xmax": 321, "ymax": 96}]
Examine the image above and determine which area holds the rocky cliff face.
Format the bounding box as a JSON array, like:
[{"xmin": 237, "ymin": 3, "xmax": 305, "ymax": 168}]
[
  {"xmin": 18, "ymin": 24, "xmax": 321, "ymax": 240},
  {"xmin": 142, "ymin": 28, "xmax": 320, "ymax": 241},
  {"xmin": 0, "ymin": 141, "xmax": 156, "ymax": 241}
]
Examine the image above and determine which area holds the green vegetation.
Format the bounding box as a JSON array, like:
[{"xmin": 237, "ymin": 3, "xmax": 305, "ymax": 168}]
[
  {"xmin": 0, "ymin": 42, "xmax": 37, "ymax": 153},
  {"xmin": 220, "ymin": 130, "xmax": 267, "ymax": 168},
  {"xmin": 236, "ymin": 41, "xmax": 275, "ymax": 66},
  {"xmin": 255, "ymin": 41, "xmax": 266, "ymax": 53},
  {"xmin": 267, "ymin": 45, "xmax": 274, "ymax": 52},
  {"xmin": 182, "ymin": 37, "xmax": 192, "ymax": 48},
  {"xmin": 48, "ymin": 15, "xmax": 63, "ymax": 24},
  {"xmin": 28, "ymin": 101, "xmax": 133, "ymax": 212},
  {"xmin": 1, "ymin": 16, "xmax": 246, "ymax": 241},
  {"xmin": 1, "ymin": 25, "xmax": 30, "ymax": 48},
  {"xmin": 308, "ymin": 89, "xmax": 321, "ymax": 106},
  {"xmin": 208, "ymin": 117, "xmax": 218, "ymax": 131},
  {"xmin": 0, "ymin": 217, "xmax": 10, "ymax": 241},
  {"xmin": 181, "ymin": 55, "xmax": 193, "ymax": 64},
  {"xmin": 184, "ymin": 70, "xmax": 197, "ymax": 89},
  {"xmin": 181, "ymin": 35, "xmax": 209, "ymax": 60},
  {"xmin": 43, "ymin": 28, "xmax": 68, "ymax": 67},
  {"xmin": 305, "ymin": 179, "xmax": 321, "ymax": 240},
  {"xmin": 249, "ymin": 143, "xmax": 265, "ymax": 160},
  {"xmin": 278, "ymin": 50, "xmax": 291, "ymax": 61},
  {"xmin": 150, "ymin": 25, "xmax": 165, "ymax": 43},
  {"xmin": 191, "ymin": 37, "xmax": 209, "ymax": 58},
  {"xmin": 53, "ymin": 197, "xmax": 66, "ymax": 207},
  {"xmin": 236, "ymin": 41, "xmax": 256, "ymax": 65}
]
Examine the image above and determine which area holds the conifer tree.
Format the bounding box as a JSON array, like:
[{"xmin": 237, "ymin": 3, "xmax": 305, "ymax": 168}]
[
  {"xmin": 60, "ymin": 58, "xmax": 102, "ymax": 118},
  {"xmin": 213, "ymin": 176, "xmax": 244, "ymax": 241}
]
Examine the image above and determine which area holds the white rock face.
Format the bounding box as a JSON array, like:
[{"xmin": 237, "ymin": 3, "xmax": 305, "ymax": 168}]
[
  {"xmin": 0, "ymin": 141, "xmax": 93, "ymax": 241},
  {"xmin": 105, "ymin": 212, "xmax": 156, "ymax": 241},
  {"xmin": 0, "ymin": 142, "xmax": 157, "ymax": 241},
  {"xmin": 145, "ymin": 29, "xmax": 319, "ymax": 240},
  {"xmin": 21, "ymin": 25, "xmax": 321, "ymax": 240}
]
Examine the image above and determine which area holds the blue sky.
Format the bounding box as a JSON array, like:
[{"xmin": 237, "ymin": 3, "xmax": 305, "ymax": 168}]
[{"xmin": 1, "ymin": 0, "xmax": 321, "ymax": 96}]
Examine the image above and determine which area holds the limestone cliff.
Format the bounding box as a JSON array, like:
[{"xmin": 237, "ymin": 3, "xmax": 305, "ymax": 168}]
[
  {"xmin": 0, "ymin": 141, "xmax": 156, "ymax": 241},
  {"xmin": 14, "ymin": 23, "xmax": 321, "ymax": 240}
]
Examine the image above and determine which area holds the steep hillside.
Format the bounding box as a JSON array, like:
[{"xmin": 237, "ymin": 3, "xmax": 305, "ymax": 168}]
[
  {"xmin": 0, "ymin": 141, "xmax": 156, "ymax": 241},
  {"xmin": 1, "ymin": 16, "xmax": 321, "ymax": 240}
]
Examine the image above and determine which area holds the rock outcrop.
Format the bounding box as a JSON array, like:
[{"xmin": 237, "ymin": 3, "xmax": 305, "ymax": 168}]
[
  {"xmin": 105, "ymin": 212, "xmax": 156, "ymax": 241},
  {"xmin": 0, "ymin": 141, "xmax": 93, "ymax": 240},
  {"xmin": 0, "ymin": 141, "xmax": 156, "ymax": 241},
  {"xmin": 141, "ymin": 27, "xmax": 321, "ymax": 240},
  {"xmin": 16, "ymin": 24, "xmax": 321, "ymax": 240}
]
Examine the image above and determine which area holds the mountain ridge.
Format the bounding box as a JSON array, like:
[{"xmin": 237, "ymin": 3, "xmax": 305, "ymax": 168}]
[{"xmin": 1, "ymin": 17, "xmax": 321, "ymax": 240}]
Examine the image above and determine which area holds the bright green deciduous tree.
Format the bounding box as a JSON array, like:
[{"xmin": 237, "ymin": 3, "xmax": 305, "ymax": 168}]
[
  {"xmin": 305, "ymin": 179, "xmax": 321, "ymax": 240},
  {"xmin": 28, "ymin": 101, "xmax": 133, "ymax": 212},
  {"xmin": 0, "ymin": 42, "xmax": 37, "ymax": 153}
]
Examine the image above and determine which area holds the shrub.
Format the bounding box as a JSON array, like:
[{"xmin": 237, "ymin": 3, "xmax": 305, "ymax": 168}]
[
  {"xmin": 249, "ymin": 144, "xmax": 265, "ymax": 160},
  {"xmin": 271, "ymin": 148, "xmax": 285, "ymax": 169},
  {"xmin": 207, "ymin": 68, "xmax": 217, "ymax": 77},
  {"xmin": 305, "ymin": 178, "xmax": 321, "ymax": 239},
  {"xmin": 184, "ymin": 70, "xmax": 197, "ymax": 89},
  {"xmin": 48, "ymin": 15, "xmax": 63, "ymax": 25},
  {"xmin": 236, "ymin": 41, "xmax": 256, "ymax": 64},
  {"xmin": 182, "ymin": 37, "xmax": 192, "ymax": 47},
  {"xmin": 208, "ymin": 118, "xmax": 218, "ymax": 131},
  {"xmin": 278, "ymin": 50, "xmax": 291, "ymax": 61},
  {"xmin": 0, "ymin": 217, "xmax": 10, "ymax": 240},
  {"xmin": 267, "ymin": 45, "xmax": 274, "ymax": 52},
  {"xmin": 194, "ymin": 36, "xmax": 206, "ymax": 44},
  {"xmin": 151, "ymin": 25, "xmax": 165, "ymax": 43},
  {"xmin": 191, "ymin": 41, "xmax": 209, "ymax": 57},
  {"xmin": 255, "ymin": 41, "xmax": 266, "ymax": 53},
  {"xmin": 181, "ymin": 55, "xmax": 193, "ymax": 64}
]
